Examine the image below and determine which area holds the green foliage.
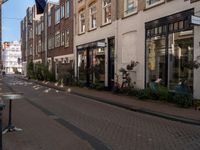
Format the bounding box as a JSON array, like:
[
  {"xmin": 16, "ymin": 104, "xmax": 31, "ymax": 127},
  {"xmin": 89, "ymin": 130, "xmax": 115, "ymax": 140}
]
[
  {"xmin": 27, "ymin": 61, "xmax": 35, "ymax": 79},
  {"xmin": 27, "ymin": 62, "xmax": 55, "ymax": 82},
  {"xmin": 90, "ymin": 83, "xmax": 105, "ymax": 91},
  {"xmin": 112, "ymin": 84, "xmax": 194, "ymax": 108},
  {"xmin": 173, "ymin": 93, "xmax": 193, "ymax": 108}
]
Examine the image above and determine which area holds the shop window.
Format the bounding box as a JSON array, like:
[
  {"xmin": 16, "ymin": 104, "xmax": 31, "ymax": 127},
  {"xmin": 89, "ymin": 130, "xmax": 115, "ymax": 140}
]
[
  {"xmin": 102, "ymin": 0, "xmax": 111, "ymax": 25},
  {"xmin": 179, "ymin": 21, "xmax": 184, "ymax": 30},
  {"xmin": 146, "ymin": 36, "xmax": 167, "ymax": 85},
  {"xmin": 124, "ymin": 0, "xmax": 137, "ymax": 16},
  {"xmin": 78, "ymin": 51, "xmax": 87, "ymax": 82},
  {"xmin": 89, "ymin": 4, "xmax": 97, "ymax": 30},
  {"xmin": 168, "ymin": 30, "xmax": 193, "ymax": 90}
]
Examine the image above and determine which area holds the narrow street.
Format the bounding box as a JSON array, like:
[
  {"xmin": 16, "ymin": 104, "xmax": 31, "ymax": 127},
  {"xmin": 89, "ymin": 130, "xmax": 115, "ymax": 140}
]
[{"xmin": 1, "ymin": 75, "xmax": 200, "ymax": 150}]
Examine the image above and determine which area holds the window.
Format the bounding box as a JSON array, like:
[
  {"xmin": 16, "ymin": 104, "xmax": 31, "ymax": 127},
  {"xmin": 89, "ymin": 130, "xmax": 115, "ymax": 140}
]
[
  {"xmin": 61, "ymin": 5, "xmax": 65, "ymax": 19},
  {"xmin": 55, "ymin": 31, "xmax": 61, "ymax": 47},
  {"xmin": 65, "ymin": 30, "xmax": 69, "ymax": 47},
  {"xmin": 48, "ymin": 13, "xmax": 51, "ymax": 27},
  {"xmin": 38, "ymin": 40, "xmax": 42, "ymax": 52},
  {"xmin": 55, "ymin": 8, "xmax": 60, "ymax": 24},
  {"xmin": 61, "ymin": 31, "xmax": 65, "ymax": 46},
  {"xmin": 48, "ymin": 37, "xmax": 51, "ymax": 50},
  {"xmin": 146, "ymin": 0, "xmax": 164, "ymax": 8},
  {"xmin": 79, "ymin": 10, "xmax": 86, "ymax": 34},
  {"xmin": 89, "ymin": 4, "xmax": 97, "ymax": 29},
  {"xmin": 66, "ymin": 0, "xmax": 70, "ymax": 18},
  {"xmin": 102, "ymin": 0, "xmax": 111, "ymax": 25},
  {"xmin": 124, "ymin": 0, "xmax": 137, "ymax": 16}
]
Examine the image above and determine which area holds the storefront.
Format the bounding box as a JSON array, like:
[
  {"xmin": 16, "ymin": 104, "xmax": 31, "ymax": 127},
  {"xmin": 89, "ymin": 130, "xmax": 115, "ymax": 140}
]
[
  {"xmin": 77, "ymin": 40, "xmax": 106, "ymax": 87},
  {"xmin": 145, "ymin": 9, "xmax": 194, "ymax": 91}
]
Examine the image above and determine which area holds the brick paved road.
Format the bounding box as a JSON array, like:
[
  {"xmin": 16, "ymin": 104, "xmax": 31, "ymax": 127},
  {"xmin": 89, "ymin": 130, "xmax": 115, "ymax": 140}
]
[{"xmin": 2, "ymin": 76, "xmax": 200, "ymax": 150}]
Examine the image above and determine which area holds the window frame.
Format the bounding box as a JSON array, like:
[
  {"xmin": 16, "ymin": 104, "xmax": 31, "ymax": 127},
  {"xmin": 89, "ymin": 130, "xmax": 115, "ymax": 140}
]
[
  {"xmin": 55, "ymin": 8, "xmax": 61, "ymax": 24},
  {"xmin": 79, "ymin": 10, "xmax": 86, "ymax": 34},
  {"xmin": 89, "ymin": 3, "xmax": 97, "ymax": 30},
  {"xmin": 55, "ymin": 31, "xmax": 61, "ymax": 48},
  {"xmin": 65, "ymin": 0, "xmax": 70, "ymax": 18},
  {"xmin": 102, "ymin": 0, "xmax": 112, "ymax": 25},
  {"xmin": 61, "ymin": 5, "xmax": 65, "ymax": 19},
  {"xmin": 124, "ymin": 0, "xmax": 138, "ymax": 17},
  {"xmin": 146, "ymin": 0, "xmax": 164, "ymax": 9},
  {"xmin": 65, "ymin": 29, "xmax": 70, "ymax": 47}
]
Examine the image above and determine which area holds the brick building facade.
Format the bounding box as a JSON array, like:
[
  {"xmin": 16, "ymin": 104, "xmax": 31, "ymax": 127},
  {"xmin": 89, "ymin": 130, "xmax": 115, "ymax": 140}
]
[{"xmin": 21, "ymin": 0, "xmax": 200, "ymax": 98}]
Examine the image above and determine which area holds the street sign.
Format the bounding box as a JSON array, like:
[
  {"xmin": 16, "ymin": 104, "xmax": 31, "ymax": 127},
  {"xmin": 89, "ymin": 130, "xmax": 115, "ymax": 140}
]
[{"xmin": 191, "ymin": 15, "xmax": 200, "ymax": 26}]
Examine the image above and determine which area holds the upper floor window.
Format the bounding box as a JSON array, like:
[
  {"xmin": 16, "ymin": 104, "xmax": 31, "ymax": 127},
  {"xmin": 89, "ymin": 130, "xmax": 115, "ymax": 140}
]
[
  {"xmin": 61, "ymin": 31, "xmax": 65, "ymax": 46},
  {"xmin": 65, "ymin": 30, "xmax": 70, "ymax": 47},
  {"xmin": 66, "ymin": 0, "xmax": 70, "ymax": 18},
  {"xmin": 146, "ymin": 0, "xmax": 164, "ymax": 8},
  {"xmin": 55, "ymin": 31, "xmax": 61, "ymax": 47},
  {"xmin": 48, "ymin": 13, "xmax": 51, "ymax": 27},
  {"xmin": 124, "ymin": 0, "xmax": 137, "ymax": 16},
  {"xmin": 79, "ymin": 10, "xmax": 86, "ymax": 34},
  {"xmin": 61, "ymin": 5, "xmax": 65, "ymax": 19},
  {"xmin": 89, "ymin": 4, "xmax": 97, "ymax": 30},
  {"xmin": 55, "ymin": 8, "xmax": 60, "ymax": 24},
  {"xmin": 102, "ymin": 0, "xmax": 111, "ymax": 25}
]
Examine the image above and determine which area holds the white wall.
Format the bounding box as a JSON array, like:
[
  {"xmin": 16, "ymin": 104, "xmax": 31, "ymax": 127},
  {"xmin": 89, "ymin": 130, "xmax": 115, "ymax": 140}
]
[
  {"xmin": 117, "ymin": 0, "xmax": 199, "ymax": 91},
  {"xmin": 193, "ymin": 4, "xmax": 200, "ymax": 99}
]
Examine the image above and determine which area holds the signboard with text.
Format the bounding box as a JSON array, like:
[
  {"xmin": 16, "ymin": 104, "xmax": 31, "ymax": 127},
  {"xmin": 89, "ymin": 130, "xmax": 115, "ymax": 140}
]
[{"xmin": 191, "ymin": 15, "xmax": 200, "ymax": 25}]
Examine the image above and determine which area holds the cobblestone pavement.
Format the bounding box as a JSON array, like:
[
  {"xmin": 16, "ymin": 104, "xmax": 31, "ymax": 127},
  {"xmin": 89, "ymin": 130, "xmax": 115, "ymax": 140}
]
[{"xmin": 2, "ymin": 76, "xmax": 200, "ymax": 150}]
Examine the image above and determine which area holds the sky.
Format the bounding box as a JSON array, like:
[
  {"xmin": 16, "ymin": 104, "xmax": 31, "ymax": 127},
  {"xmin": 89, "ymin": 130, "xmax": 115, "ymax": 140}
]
[
  {"xmin": 2, "ymin": 0, "xmax": 35, "ymax": 42},
  {"xmin": 2, "ymin": 0, "xmax": 59, "ymax": 42}
]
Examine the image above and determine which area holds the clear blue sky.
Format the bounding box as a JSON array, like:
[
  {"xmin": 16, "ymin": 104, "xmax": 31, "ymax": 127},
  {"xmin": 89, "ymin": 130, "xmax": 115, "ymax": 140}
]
[{"xmin": 2, "ymin": 0, "xmax": 35, "ymax": 42}]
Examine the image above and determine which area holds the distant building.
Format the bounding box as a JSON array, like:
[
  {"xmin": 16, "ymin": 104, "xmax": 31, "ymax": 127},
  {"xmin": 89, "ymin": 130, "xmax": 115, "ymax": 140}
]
[{"xmin": 1, "ymin": 41, "xmax": 22, "ymax": 74}]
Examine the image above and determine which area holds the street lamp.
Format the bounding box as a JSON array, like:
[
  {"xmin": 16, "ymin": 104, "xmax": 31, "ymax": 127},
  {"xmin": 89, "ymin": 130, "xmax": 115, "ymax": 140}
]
[
  {"xmin": 0, "ymin": 1, "xmax": 8, "ymax": 150},
  {"xmin": 0, "ymin": 0, "xmax": 8, "ymax": 70}
]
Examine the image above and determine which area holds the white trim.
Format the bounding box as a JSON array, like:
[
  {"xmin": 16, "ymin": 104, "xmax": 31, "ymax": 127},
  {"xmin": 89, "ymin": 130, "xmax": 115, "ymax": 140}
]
[
  {"xmin": 33, "ymin": 59, "xmax": 42, "ymax": 63},
  {"xmin": 124, "ymin": 0, "xmax": 138, "ymax": 17},
  {"xmin": 53, "ymin": 54, "xmax": 74, "ymax": 62},
  {"xmin": 146, "ymin": 0, "xmax": 164, "ymax": 9}
]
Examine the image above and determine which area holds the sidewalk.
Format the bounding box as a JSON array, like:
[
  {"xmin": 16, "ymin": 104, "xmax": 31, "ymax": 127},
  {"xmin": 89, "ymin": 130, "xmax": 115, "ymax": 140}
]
[{"xmin": 18, "ymin": 76, "xmax": 200, "ymax": 126}]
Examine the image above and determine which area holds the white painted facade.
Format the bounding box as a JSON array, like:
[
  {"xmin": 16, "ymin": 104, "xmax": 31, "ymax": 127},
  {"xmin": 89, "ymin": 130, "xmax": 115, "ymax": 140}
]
[
  {"xmin": 2, "ymin": 41, "xmax": 22, "ymax": 74},
  {"xmin": 117, "ymin": 0, "xmax": 200, "ymax": 98}
]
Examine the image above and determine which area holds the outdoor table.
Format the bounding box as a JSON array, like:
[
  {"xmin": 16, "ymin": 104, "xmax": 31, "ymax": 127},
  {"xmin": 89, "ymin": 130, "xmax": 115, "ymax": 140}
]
[{"xmin": 1, "ymin": 92, "xmax": 23, "ymax": 134}]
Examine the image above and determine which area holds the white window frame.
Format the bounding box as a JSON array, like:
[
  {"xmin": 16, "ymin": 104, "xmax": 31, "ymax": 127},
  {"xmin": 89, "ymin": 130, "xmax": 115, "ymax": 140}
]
[
  {"xmin": 55, "ymin": 8, "xmax": 60, "ymax": 24},
  {"xmin": 61, "ymin": 31, "xmax": 65, "ymax": 46},
  {"xmin": 65, "ymin": 0, "xmax": 70, "ymax": 18},
  {"xmin": 61, "ymin": 5, "xmax": 65, "ymax": 19},
  {"xmin": 124, "ymin": 0, "xmax": 137, "ymax": 17},
  {"xmin": 146, "ymin": 0, "xmax": 164, "ymax": 9},
  {"xmin": 65, "ymin": 30, "xmax": 69, "ymax": 47},
  {"xmin": 79, "ymin": 10, "xmax": 86, "ymax": 34},
  {"xmin": 89, "ymin": 4, "xmax": 97, "ymax": 30},
  {"xmin": 55, "ymin": 31, "xmax": 61, "ymax": 48},
  {"xmin": 102, "ymin": 0, "xmax": 112, "ymax": 25},
  {"xmin": 48, "ymin": 14, "xmax": 51, "ymax": 27}
]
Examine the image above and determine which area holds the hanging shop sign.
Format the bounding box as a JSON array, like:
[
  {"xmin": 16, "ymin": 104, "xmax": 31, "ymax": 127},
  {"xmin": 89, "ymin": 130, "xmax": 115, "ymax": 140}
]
[{"xmin": 191, "ymin": 15, "xmax": 200, "ymax": 25}]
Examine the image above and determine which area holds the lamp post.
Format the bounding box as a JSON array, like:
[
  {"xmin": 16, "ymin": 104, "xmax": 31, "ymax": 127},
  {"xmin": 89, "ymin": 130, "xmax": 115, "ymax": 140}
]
[{"xmin": 0, "ymin": 0, "xmax": 8, "ymax": 70}]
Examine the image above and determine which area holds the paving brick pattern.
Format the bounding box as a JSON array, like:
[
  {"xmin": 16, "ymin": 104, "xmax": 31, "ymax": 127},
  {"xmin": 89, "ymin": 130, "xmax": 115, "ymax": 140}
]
[{"xmin": 2, "ymin": 76, "xmax": 200, "ymax": 150}]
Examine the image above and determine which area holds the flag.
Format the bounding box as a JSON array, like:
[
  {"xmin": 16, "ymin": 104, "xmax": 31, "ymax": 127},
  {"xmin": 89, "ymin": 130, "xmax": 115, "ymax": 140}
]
[{"xmin": 35, "ymin": 0, "xmax": 47, "ymax": 14}]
